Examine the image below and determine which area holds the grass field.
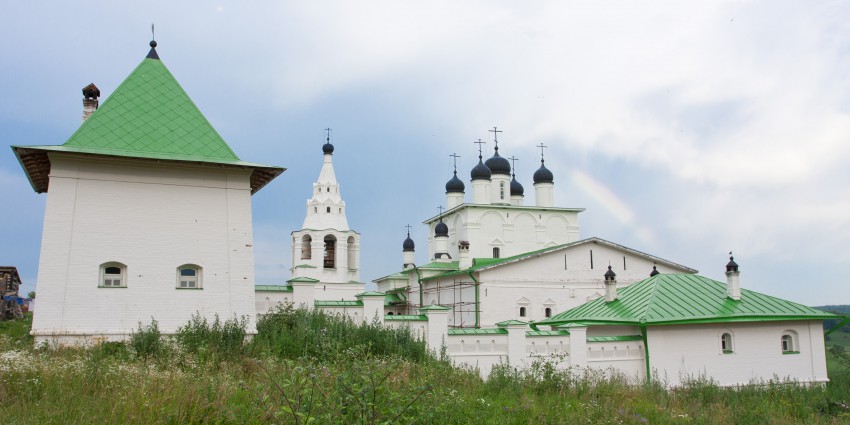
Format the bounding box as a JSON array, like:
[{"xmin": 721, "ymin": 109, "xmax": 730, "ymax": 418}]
[{"xmin": 1, "ymin": 309, "xmax": 849, "ymax": 424}]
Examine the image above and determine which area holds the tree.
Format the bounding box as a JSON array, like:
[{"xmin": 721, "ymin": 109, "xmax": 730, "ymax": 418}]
[{"xmin": 27, "ymin": 291, "xmax": 35, "ymax": 299}]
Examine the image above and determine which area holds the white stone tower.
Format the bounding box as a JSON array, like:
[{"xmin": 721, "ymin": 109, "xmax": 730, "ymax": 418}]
[{"xmin": 291, "ymin": 132, "xmax": 363, "ymax": 299}]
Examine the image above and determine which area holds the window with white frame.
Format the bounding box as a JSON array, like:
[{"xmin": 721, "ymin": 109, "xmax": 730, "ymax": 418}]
[
  {"xmin": 99, "ymin": 262, "xmax": 127, "ymax": 287},
  {"xmin": 519, "ymin": 306, "xmax": 527, "ymax": 317},
  {"xmin": 177, "ymin": 265, "xmax": 202, "ymax": 289},
  {"xmin": 720, "ymin": 332, "xmax": 733, "ymax": 354},
  {"xmin": 781, "ymin": 331, "xmax": 799, "ymax": 354}
]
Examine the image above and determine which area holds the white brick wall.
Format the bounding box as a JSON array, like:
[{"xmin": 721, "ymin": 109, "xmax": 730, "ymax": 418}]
[{"xmin": 32, "ymin": 154, "xmax": 258, "ymax": 344}]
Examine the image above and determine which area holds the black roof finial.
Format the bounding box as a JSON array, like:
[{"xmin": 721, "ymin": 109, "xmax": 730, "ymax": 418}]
[
  {"xmin": 322, "ymin": 128, "xmax": 334, "ymax": 154},
  {"xmin": 509, "ymin": 156, "xmax": 518, "ymax": 177},
  {"xmin": 146, "ymin": 23, "xmax": 160, "ymax": 60},
  {"xmin": 726, "ymin": 251, "xmax": 739, "ymax": 273},
  {"xmin": 489, "ymin": 126, "xmax": 502, "ymax": 152},
  {"xmin": 450, "ymin": 153, "xmax": 460, "ymax": 173},
  {"xmin": 537, "ymin": 142, "xmax": 547, "ymax": 163},
  {"xmin": 474, "ymin": 138, "xmax": 486, "ymax": 160}
]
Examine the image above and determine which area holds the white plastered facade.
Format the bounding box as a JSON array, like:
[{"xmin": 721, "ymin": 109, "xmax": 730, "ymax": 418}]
[{"xmin": 32, "ymin": 154, "xmax": 258, "ymax": 344}]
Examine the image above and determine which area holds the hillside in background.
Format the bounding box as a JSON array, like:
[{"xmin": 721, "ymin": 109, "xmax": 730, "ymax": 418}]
[{"xmin": 816, "ymin": 305, "xmax": 850, "ymax": 347}]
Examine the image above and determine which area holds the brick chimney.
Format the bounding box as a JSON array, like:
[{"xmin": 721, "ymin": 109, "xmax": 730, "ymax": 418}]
[{"xmin": 82, "ymin": 83, "xmax": 100, "ymax": 122}]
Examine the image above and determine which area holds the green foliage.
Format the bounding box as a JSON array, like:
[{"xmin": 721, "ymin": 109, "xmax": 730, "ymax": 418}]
[
  {"xmin": 0, "ymin": 312, "xmax": 33, "ymax": 350},
  {"xmin": 174, "ymin": 313, "xmax": 248, "ymax": 362},
  {"xmin": 2, "ymin": 309, "xmax": 850, "ymax": 423},
  {"xmin": 128, "ymin": 318, "xmax": 163, "ymax": 360},
  {"xmin": 251, "ymin": 303, "xmax": 430, "ymax": 363},
  {"xmin": 27, "ymin": 291, "xmax": 35, "ymax": 299}
]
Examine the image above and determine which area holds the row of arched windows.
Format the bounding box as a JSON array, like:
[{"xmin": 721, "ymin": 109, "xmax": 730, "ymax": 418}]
[
  {"xmin": 518, "ymin": 306, "xmax": 553, "ymax": 318},
  {"xmin": 720, "ymin": 330, "xmax": 800, "ymax": 355},
  {"xmin": 300, "ymin": 234, "xmax": 357, "ymax": 269},
  {"xmin": 98, "ymin": 262, "xmax": 202, "ymax": 289}
]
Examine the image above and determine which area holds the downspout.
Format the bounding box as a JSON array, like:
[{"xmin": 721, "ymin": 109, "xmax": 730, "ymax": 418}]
[
  {"xmin": 467, "ymin": 271, "xmax": 480, "ymax": 329},
  {"xmin": 825, "ymin": 317, "xmax": 850, "ymax": 336},
  {"xmin": 413, "ymin": 266, "xmax": 423, "ymax": 309},
  {"xmin": 640, "ymin": 322, "xmax": 651, "ymax": 386}
]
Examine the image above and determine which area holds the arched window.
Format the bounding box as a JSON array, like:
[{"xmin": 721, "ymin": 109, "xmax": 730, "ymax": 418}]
[
  {"xmin": 177, "ymin": 264, "xmax": 202, "ymax": 289},
  {"xmin": 720, "ymin": 332, "xmax": 733, "ymax": 354},
  {"xmin": 301, "ymin": 235, "xmax": 312, "ymax": 260},
  {"xmin": 499, "ymin": 181, "xmax": 505, "ymax": 200},
  {"xmin": 326, "ymin": 206, "xmax": 331, "ymax": 213},
  {"xmin": 347, "ymin": 236, "xmax": 356, "ymax": 269},
  {"xmin": 99, "ymin": 262, "xmax": 126, "ymax": 287},
  {"xmin": 323, "ymin": 235, "xmax": 336, "ymax": 268},
  {"xmin": 493, "ymin": 247, "xmax": 500, "ymax": 258},
  {"xmin": 781, "ymin": 331, "xmax": 799, "ymax": 354},
  {"xmin": 545, "ymin": 307, "xmax": 552, "ymax": 318},
  {"xmin": 519, "ymin": 306, "xmax": 527, "ymax": 317}
]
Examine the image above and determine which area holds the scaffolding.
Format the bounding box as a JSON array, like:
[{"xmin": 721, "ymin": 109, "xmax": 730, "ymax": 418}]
[{"xmin": 401, "ymin": 277, "xmax": 479, "ymax": 328}]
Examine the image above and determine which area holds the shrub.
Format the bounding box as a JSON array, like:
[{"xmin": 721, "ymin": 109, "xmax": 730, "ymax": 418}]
[
  {"xmin": 174, "ymin": 313, "xmax": 248, "ymax": 362},
  {"xmin": 128, "ymin": 318, "xmax": 163, "ymax": 360}
]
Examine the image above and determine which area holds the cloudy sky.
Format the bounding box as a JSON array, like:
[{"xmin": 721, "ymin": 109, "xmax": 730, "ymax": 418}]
[{"xmin": 2, "ymin": 1, "xmax": 848, "ymax": 306}]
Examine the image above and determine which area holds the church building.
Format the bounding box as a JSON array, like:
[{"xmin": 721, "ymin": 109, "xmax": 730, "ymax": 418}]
[
  {"xmin": 13, "ymin": 40, "xmax": 283, "ymax": 344},
  {"xmin": 375, "ymin": 130, "xmax": 696, "ymax": 327}
]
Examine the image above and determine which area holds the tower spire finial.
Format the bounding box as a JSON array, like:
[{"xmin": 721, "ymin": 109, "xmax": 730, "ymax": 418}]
[
  {"xmin": 509, "ymin": 156, "xmax": 518, "ymax": 177},
  {"xmin": 405, "ymin": 224, "xmax": 412, "ymax": 237},
  {"xmin": 489, "ymin": 127, "xmax": 502, "ymax": 151},
  {"xmin": 474, "ymin": 139, "xmax": 486, "ymax": 159},
  {"xmin": 536, "ymin": 143, "xmax": 547, "ymax": 163},
  {"xmin": 146, "ymin": 24, "xmax": 160, "ymax": 59},
  {"xmin": 449, "ymin": 153, "xmax": 461, "ymax": 174},
  {"xmin": 322, "ymin": 128, "xmax": 334, "ymax": 154}
]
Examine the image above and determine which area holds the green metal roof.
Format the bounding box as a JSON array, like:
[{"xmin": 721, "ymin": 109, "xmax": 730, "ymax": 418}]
[
  {"xmin": 293, "ymin": 264, "xmax": 317, "ymax": 269},
  {"xmin": 420, "ymin": 237, "xmax": 697, "ymax": 282},
  {"xmin": 417, "ymin": 261, "xmax": 460, "ymax": 270},
  {"xmin": 419, "ymin": 305, "xmax": 451, "ymax": 311},
  {"xmin": 314, "ymin": 300, "xmax": 363, "ymax": 307},
  {"xmin": 383, "ymin": 293, "xmax": 405, "ymax": 306},
  {"xmin": 254, "ymin": 285, "xmax": 293, "ymax": 292},
  {"xmin": 356, "ymin": 291, "xmax": 386, "ymax": 298},
  {"xmin": 496, "ymin": 319, "xmax": 528, "ymax": 327},
  {"xmin": 384, "ymin": 314, "xmax": 428, "ymax": 322},
  {"xmin": 448, "ymin": 328, "xmax": 508, "ymax": 335},
  {"xmin": 13, "ymin": 48, "xmax": 283, "ymax": 194},
  {"xmin": 286, "ymin": 277, "xmax": 319, "ymax": 283},
  {"xmin": 538, "ymin": 274, "xmax": 839, "ymax": 327},
  {"xmin": 526, "ymin": 330, "xmax": 570, "ymax": 337},
  {"xmin": 586, "ymin": 335, "xmax": 643, "ymax": 342}
]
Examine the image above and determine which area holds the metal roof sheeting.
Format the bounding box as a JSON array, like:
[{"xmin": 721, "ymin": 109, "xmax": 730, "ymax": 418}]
[{"xmin": 539, "ymin": 274, "xmax": 837, "ymax": 327}]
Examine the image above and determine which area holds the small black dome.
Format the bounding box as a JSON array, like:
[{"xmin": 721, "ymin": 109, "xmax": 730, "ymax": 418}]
[
  {"xmin": 533, "ymin": 160, "xmax": 554, "ymax": 184},
  {"xmin": 604, "ymin": 265, "xmax": 616, "ymax": 280},
  {"xmin": 649, "ymin": 266, "xmax": 660, "ymax": 277},
  {"xmin": 435, "ymin": 220, "xmax": 449, "ymax": 237},
  {"xmin": 510, "ymin": 175, "xmax": 524, "ymax": 196},
  {"xmin": 471, "ymin": 158, "xmax": 492, "ymax": 181},
  {"xmin": 322, "ymin": 142, "xmax": 334, "ymax": 154},
  {"xmin": 445, "ymin": 171, "xmax": 465, "ymax": 193},
  {"xmin": 484, "ymin": 149, "xmax": 511, "ymax": 175},
  {"xmin": 726, "ymin": 255, "xmax": 739, "ymax": 273},
  {"xmin": 403, "ymin": 235, "xmax": 415, "ymax": 251}
]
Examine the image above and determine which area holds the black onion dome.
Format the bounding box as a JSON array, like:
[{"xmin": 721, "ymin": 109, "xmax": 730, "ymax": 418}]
[
  {"xmin": 403, "ymin": 235, "xmax": 415, "ymax": 252},
  {"xmin": 445, "ymin": 171, "xmax": 465, "ymax": 193},
  {"xmin": 435, "ymin": 220, "xmax": 449, "ymax": 237},
  {"xmin": 533, "ymin": 160, "xmax": 554, "ymax": 184},
  {"xmin": 604, "ymin": 265, "xmax": 617, "ymax": 280},
  {"xmin": 510, "ymin": 175, "xmax": 524, "ymax": 196},
  {"xmin": 726, "ymin": 255, "xmax": 739, "ymax": 272},
  {"xmin": 322, "ymin": 141, "xmax": 334, "ymax": 154},
  {"xmin": 471, "ymin": 158, "xmax": 492, "ymax": 181},
  {"xmin": 484, "ymin": 150, "xmax": 511, "ymax": 175},
  {"xmin": 649, "ymin": 266, "xmax": 660, "ymax": 277}
]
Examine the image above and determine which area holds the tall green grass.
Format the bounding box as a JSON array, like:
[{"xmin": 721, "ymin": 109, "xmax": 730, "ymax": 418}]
[{"xmin": 1, "ymin": 309, "xmax": 849, "ymax": 424}]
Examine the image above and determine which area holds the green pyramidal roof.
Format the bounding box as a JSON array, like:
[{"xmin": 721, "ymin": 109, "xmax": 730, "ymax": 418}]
[
  {"xmin": 63, "ymin": 57, "xmax": 240, "ymax": 161},
  {"xmin": 538, "ymin": 274, "xmax": 837, "ymax": 327},
  {"xmin": 13, "ymin": 46, "xmax": 283, "ymax": 194}
]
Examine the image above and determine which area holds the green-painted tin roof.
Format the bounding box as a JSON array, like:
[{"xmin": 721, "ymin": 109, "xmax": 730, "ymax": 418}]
[
  {"xmin": 586, "ymin": 335, "xmax": 643, "ymax": 342},
  {"xmin": 356, "ymin": 291, "xmax": 386, "ymax": 298},
  {"xmin": 526, "ymin": 330, "xmax": 570, "ymax": 337},
  {"xmin": 286, "ymin": 277, "xmax": 320, "ymax": 283},
  {"xmin": 254, "ymin": 285, "xmax": 293, "ymax": 292},
  {"xmin": 419, "ymin": 305, "xmax": 451, "ymax": 311},
  {"xmin": 314, "ymin": 300, "xmax": 363, "ymax": 307},
  {"xmin": 384, "ymin": 314, "xmax": 428, "ymax": 322},
  {"xmin": 448, "ymin": 328, "xmax": 509, "ymax": 335},
  {"xmin": 420, "ymin": 237, "xmax": 697, "ymax": 282},
  {"xmin": 13, "ymin": 48, "xmax": 283, "ymax": 194},
  {"xmin": 538, "ymin": 274, "xmax": 839, "ymax": 327},
  {"xmin": 417, "ymin": 261, "xmax": 460, "ymax": 270},
  {"xmin": 384, "ymin": 293, "xmax": 405, "ymax": 306},
  {"xmin": 496, "ymin": 319, "xmax": 528, "ymax": 327},
  {"xmin": 294, "ymin": 264, "xmax": 317, "ymax": 269}
]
